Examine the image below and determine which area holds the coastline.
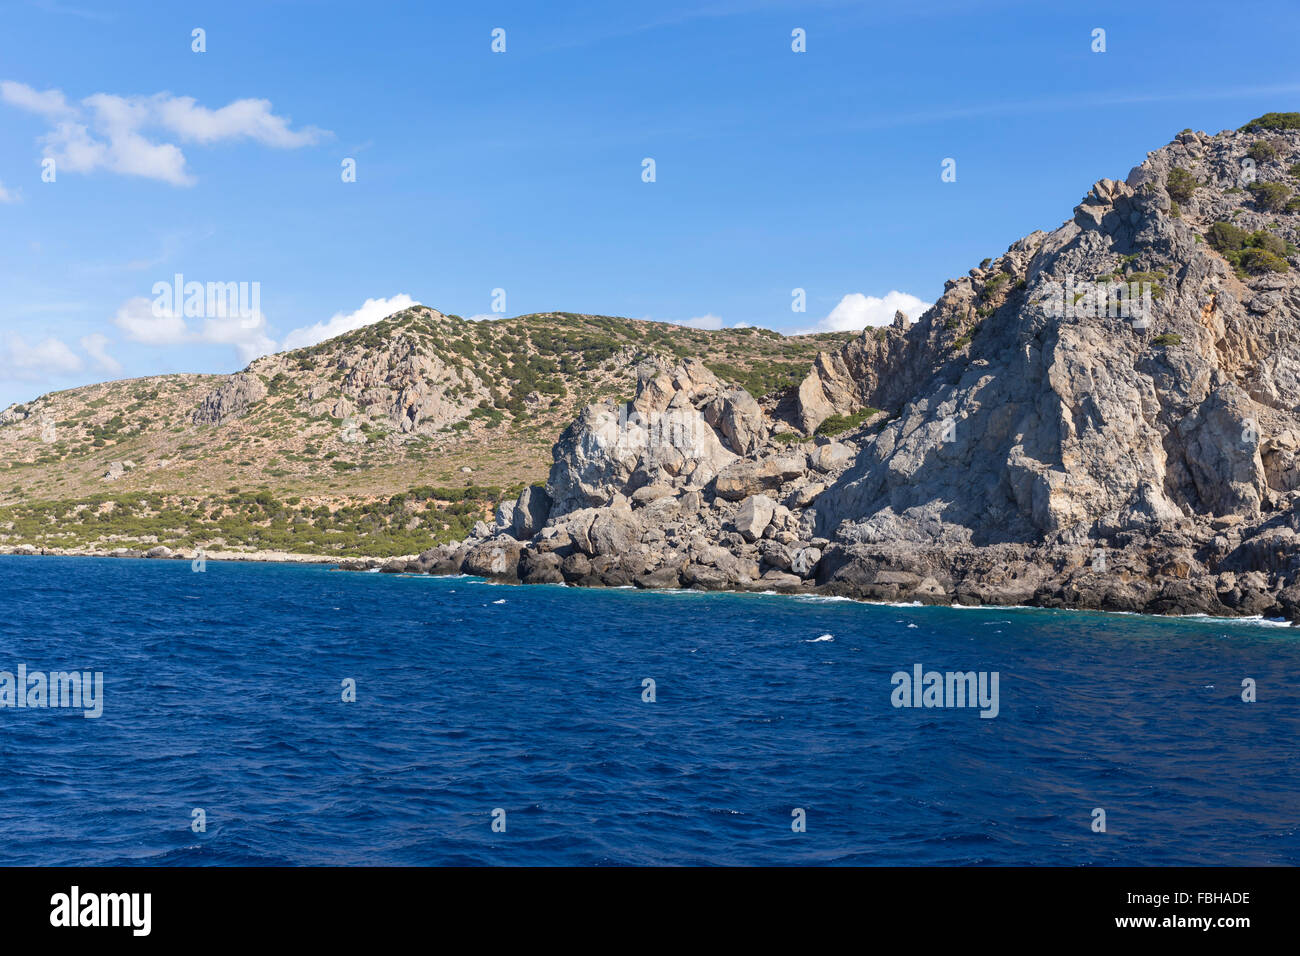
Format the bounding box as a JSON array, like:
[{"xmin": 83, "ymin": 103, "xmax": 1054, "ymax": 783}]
[
  {"xmin": 0, "ymin": 543, "xmax": 348, "ymax": 565},
  {"xmin": 12, "ymin": 543, "xmax": 1291, "ymax": 625}
]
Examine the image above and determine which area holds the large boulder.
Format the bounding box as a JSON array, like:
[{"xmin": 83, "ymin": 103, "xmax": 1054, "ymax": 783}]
[
  {"xmin": 103, "ymin": 460, "xmax": 136, "ymax": 481},
  {"xmin": 713, "ymin": 455, "xmax": 807, "ymax": 501},
  {"xmin": 791, "ymin": 546, "xmax": 822, "ymax": 577},
  {"xmin": 493, "ymin": 500, "xmax": 517, "ymax": 535},
  {"xmin": 734, "ymin": 494, "xmax": 775, "ymax": 543},
  {"xmin": 462, "ymin": 540, "xmax": 522, "ymax": 579},
  {"xmin": 703, "ymin": 387, "xmax": 768, "ymax": 454},
  {"xmin": 518, "ymin": 548, "xmax": 565, "ymax": 585},
  {"xmin": 810, "ymin": 442, "xmax": 853, "ymax": 472},
  {"xmin": 512, "ymin": 485, "xmax": 552, "ymax": 539},
  {"xmin": 587, "ymin": 510, "xmax": 643, "ymax": 556}
]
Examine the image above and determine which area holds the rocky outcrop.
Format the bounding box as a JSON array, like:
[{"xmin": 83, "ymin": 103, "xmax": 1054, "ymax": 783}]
[
  {"xmin": 192, "ymin": 372, "xmax": 267, "ymax": 425},
  {"xmin": 341, "ymin": 118, "xmax": 1300, "ymax": 623},
  {"xmin": 544, "ymin": 358, "xmax": 764, "ymax": 514},
  {"xmin": 102, "ymin": 460, "xmax": 135, "ymax": 481},
  {"xmin": 332, "ymin": 333, "xmax": 486, "ymax": 433},
  {"xmin": 734, "ymin": 494, "xmax": 775, "ymax": 542}
]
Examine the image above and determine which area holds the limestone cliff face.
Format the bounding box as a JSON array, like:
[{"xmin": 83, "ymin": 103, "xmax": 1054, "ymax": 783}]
[{"xmin": 797, "ymin": 128, "xmax": 1300, "ymax": 552}]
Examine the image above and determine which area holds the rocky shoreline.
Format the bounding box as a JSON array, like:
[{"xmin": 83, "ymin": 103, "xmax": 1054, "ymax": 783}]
[
  {"xmin": 332, "ymin": 483, "xmax": 1300, "ymax": 625},
  {"xmin": 332, "ymin": 351, "xmax": 1300, "ymax": 625},
  {"xmin": 3, "ymin": 526, "xmax": 1295, "ymax": 624}
]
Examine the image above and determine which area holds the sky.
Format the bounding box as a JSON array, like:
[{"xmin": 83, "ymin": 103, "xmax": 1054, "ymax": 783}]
[{"xmin": 1, "ymin": 0, "xmax": 1298, "ymax": 407}]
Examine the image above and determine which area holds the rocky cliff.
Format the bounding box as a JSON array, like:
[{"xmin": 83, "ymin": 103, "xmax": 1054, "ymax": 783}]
[{"xmin": 392, "ymin": 116, "xmax": 1300, "ymax": 623}]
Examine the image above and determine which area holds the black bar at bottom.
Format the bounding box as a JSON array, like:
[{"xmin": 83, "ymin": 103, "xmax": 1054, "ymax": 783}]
[{"xmin": 0, "ymin": 866, "xmax": 1285, "ymax": 942}]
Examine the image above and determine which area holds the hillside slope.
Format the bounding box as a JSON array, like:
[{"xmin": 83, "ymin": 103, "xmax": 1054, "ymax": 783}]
[{"xmin": 0, "ymin": 311, "xmax": 849, "ymax": 556}]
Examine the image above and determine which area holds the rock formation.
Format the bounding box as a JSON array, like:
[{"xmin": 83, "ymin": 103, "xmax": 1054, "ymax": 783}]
[{"xmin": 369, "ymin": 118, "xmax": 1300, "ymax": 623}]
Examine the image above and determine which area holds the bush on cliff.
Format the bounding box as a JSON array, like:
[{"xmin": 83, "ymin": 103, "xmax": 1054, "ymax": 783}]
[
  {"xmin": 1165, "ymin": 167, "xmax": 1197, "ymax": 202},
  {"xmin": 1247, "ymin": 140, "xmax": 1279, "ymax": 163},
  {"xmin": 1206, "ymin": 222, "xmax": 1294, "ymax": 274},
  {"xmin": 816, "ymin": 407, "xmax": 881, "ymax": 437},
  {"xmin": 1249, "ymin": 181, "xmax": 1292, "ymax": 212}
]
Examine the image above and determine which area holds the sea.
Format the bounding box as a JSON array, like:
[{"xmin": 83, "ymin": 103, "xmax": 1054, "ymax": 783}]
[{"xmin": 0, "ymin": 554, "xmax": 1295, "ymax": 866}]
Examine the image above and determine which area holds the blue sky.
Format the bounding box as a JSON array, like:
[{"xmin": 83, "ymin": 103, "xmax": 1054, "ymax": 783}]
[{"xmin": 1, "ymin": 0, "xmax": 1298, "ymax": 407}]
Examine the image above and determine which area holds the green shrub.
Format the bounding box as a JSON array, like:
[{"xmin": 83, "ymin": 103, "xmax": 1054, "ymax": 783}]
[
  {"xmin": 1166, "ymin": 167, "xmax": 1197, "ymax": 201},
  {"xmin": 816, "ymin": 407, "xmax": 881, "ymax": 437},
  {"xmin": 1247, "ymin": 140, "xmax": 1278, "ymax": 163},
  {"xmin": 1207, "ymin": 221, "xmax": 1249, "ymax": 252},
  {"xmin": 1253, "ymin": 232, "xmax": 1289, "ymax": 256},
  {"xmin": 1205, "ymin": 221, "xmax": 1294, "ymax": 274},
  {"xmin": 1243, "ymin": 112, "xmax": 1300, "ymax": 131},
  {"xmin": 703, "ymin": 360, "xmax": 807, "ymax": 399},
  {"xmin": 1239, "ymin": 247, "xmax": 1291, "ymax": 273},
  {"xmin": 1152, "ymin": 333, "xmax": 1182, "ymax": 347},
  {"xmin": 1123, "ymin": 271, "xmax": 1167, "ymax": 299},
  {"xmin": 981, "ymin": 273, "xmax": 1008, "ymax": 297},
  {"xmin": 1249, "ymin": 181, "xmax": 1291, "ymax": 212},
  {"xmin": 1170, "ymin": 167, "xmax": 1196, "ymax": 201}
]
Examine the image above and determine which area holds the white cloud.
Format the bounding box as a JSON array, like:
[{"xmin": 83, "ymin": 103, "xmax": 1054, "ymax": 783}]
[
  {"xmin": 2, "ymin": 334, "xmax": 83, "ymax": 379},
  {"xmin": 42, "ymin": 120, "xmax": 111, "ymax": 175},
  {"xmin": 111, "ymin": 294, "xmax": 277, "ymax": 363},
  {"xmin": 671, "ymin": 313, "xmax": 725, "ymax": 330},
  {"xmin": 281, "ymin": 294, "xmax": 418, "ymax": 350},
  {"xmin": 807, "ymin": 291, "xmax": 931, "ymax": 333},
  {"xmin": 655, "ymin": 313, "xmax": 753, "ymax": 330},
  {"xmin": 113, "ymin": 296, "xmax": 188, "ymax": 344},
  {"xmin": 79, "ymin": 332, "xmax": 122, "ymax": 374},
  {"xmin": 2, "ymin": 81, "xmax": 329, "ymax": 186},
  {"xmin": 198, "ymin": 311, "xmax": 277, "ymax": 364},
  {"xmin": 0, "ymin": 80, "xmax": 72, "ymax": 117},
  {"xmin": 154, "ymin": 96, "xmax": 326, "ymax": 148}
]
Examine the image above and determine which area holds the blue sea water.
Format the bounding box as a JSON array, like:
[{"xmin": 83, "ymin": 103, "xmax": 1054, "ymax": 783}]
[{"xmin": 0, "ymin": 554, "xmax": 1296, "ymax": 866}]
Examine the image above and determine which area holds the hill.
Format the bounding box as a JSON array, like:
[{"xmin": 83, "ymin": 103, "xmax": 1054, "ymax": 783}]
[{"xmin": 0, "ymin": 311, "xmax": 849, "ymax": 556}]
